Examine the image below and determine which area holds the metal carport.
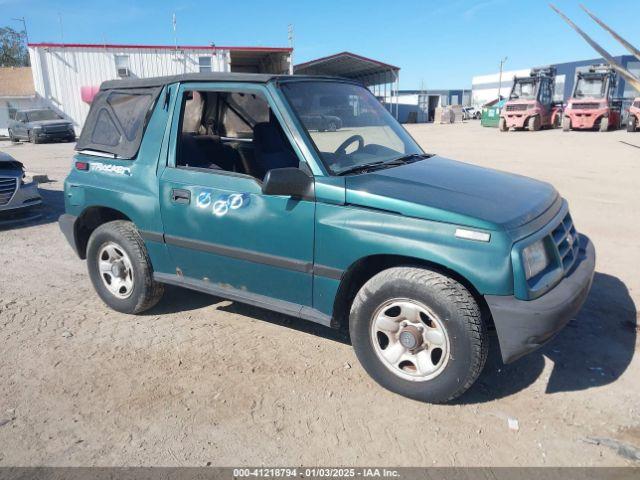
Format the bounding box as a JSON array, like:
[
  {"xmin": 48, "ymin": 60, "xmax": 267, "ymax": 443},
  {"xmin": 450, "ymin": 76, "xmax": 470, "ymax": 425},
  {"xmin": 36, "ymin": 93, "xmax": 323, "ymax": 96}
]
[{"xmin": 294, "ymin": 52, "xmax": 400, "ymax": 118}]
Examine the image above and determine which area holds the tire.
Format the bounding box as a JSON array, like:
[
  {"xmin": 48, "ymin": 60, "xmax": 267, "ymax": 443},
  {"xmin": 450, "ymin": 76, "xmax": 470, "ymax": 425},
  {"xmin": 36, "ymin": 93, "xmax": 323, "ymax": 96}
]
[
  {"xmin": 86, "ymin": 220, "xmax": 164, "ymax": 314},
  {"xmin": 599, "ymin": 117, "xmax": 609, "ymax": 132},
  {"xmin": 8, "ymin": 129, "xmax": 18, "ymax": 142},
  {"xmin": 499, "ymin": 118, "xmax": 508, "ymax": 132},
  {"xmin": 349, "ymin": 266, "xmax": 488, "ymax": 403},
  {"xmin": 627, "ymin": 116, "xmax": 636, "ymax": 133},
  {"xmin": 553, "ymin": 114, "xmax": 561, "ymax": 129},
  {"xmin": 527, "ymin": 115, "xmax": 541, "ymax": 132},
  {"xmin": 562, "ymin": 117, "xmax": 571, "ymax": 132},
  {"xmin": 28, "ymin": 131, "xmax": 42, "ymax": 144},
  {"xmin": 328, "ymin": 121, "xmax": 337, "ymax": 132}
]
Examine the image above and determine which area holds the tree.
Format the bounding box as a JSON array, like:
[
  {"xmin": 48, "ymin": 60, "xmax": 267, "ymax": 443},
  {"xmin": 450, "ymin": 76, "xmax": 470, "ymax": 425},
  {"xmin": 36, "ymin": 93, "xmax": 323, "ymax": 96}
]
[{"xmin": 0, "ymin": 27, "xmax": 29, "ymax": 67}]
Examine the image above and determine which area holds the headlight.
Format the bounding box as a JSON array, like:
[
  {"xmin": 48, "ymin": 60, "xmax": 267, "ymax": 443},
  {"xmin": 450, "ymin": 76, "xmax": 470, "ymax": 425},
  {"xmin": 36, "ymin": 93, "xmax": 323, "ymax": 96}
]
[
  {"xmin": 522, "ymin": 240, "xmax": 550, "ymax": 280},
  {"xmin": 21, "ymin": 173, "xmax": 34, "ymax": 186}
]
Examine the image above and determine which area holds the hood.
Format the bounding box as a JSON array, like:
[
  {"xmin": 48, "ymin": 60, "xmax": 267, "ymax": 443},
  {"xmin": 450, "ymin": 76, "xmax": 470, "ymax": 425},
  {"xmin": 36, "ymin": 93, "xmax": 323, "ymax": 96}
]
[
  {"xmin": 0, "ymin": 152, "xmax": 24, "ymax": 172},
  {"xmin": 30, "ymin": 119, "xmax": 72, "ymax": 127},
  {"xmin": 345, "ymin": 156, "xmax": 559, "ymax": 231}
]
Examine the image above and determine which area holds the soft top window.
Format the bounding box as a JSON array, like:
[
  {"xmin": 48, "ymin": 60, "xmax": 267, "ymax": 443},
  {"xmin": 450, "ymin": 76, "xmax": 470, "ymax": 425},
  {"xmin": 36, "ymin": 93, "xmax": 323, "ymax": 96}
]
[{"xmin": 76, "ymin": 86, "xmax": 161, "ymax": 159}]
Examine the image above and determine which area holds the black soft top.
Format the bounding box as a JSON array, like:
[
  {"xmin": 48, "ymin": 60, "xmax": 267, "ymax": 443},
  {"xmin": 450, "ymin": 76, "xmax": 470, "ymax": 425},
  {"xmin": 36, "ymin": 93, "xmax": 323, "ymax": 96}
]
[
  {"xmin": 99, "ymin": 72, "xmax": 349, "ymax": 91},
  {"xmin": 79, "ymin": 73, "xmax": 357, "ymax": 159}
]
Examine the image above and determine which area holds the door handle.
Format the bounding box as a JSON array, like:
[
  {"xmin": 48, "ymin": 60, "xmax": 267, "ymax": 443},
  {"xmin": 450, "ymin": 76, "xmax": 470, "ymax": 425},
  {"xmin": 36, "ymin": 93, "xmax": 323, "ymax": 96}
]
[{"xmin": 171, "ymin": 188, "xmax": 191, "ymax": 204}]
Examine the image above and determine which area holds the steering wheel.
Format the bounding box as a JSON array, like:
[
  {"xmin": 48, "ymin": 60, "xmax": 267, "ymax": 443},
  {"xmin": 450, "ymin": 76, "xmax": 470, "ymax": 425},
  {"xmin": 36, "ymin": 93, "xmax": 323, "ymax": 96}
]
[{"xmin": 335, "ymin": 135, "xmax": 364, "ymax": 156}]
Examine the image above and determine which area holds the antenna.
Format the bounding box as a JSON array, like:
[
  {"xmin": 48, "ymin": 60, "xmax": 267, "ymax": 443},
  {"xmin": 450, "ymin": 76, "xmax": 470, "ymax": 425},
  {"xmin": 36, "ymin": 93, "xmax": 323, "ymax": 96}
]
[
  {"xmin": 58, "ymin": 13, "xmax": 64, "ymax": 44},
  {"xmin": 172, "ymin": 13, "xmax": 178, "ymax": 55},
  {"xmin": 287, "ymin": 24, "xmax": 294, "ymax": 75}
]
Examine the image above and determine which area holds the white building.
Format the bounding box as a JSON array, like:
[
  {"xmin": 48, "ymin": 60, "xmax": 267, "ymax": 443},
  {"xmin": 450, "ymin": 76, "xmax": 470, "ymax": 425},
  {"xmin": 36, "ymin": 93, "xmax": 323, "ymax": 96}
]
[
  {"xmin": 471, "ymin": 68, "xmax": 531, "ymax": 107},
  {"xmin": 27, "ymin": 42, "xmax": 292, "ymax": 131}
]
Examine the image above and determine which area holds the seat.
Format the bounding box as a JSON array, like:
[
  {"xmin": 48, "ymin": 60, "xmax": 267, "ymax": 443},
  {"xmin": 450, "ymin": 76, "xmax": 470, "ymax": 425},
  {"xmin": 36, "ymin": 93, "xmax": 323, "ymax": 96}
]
[
  {"xmin": 252, "ymin": 119, "xmax": 299, "ymax": 179},
  {"xmin": 179, "ymin": 134, "xmax": 241, "ymax": 172}
]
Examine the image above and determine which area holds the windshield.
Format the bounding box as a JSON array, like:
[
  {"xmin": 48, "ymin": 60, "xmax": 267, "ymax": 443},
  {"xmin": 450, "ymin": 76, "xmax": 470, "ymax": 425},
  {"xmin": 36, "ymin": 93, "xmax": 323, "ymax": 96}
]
[
  {"xmin": 26, "ymin": 110, "xmax": 62, "ymax": 122},
  {"xmin": 280, "ymin": 81, "xmax": 423, "ymax": 175},
  {"xmin": 574, "ymin": 77, "xmax": 606, "ymax": 98},
  {"xmin": 510, "ymin": 79, "xmax": 537, "ymax": 100}
]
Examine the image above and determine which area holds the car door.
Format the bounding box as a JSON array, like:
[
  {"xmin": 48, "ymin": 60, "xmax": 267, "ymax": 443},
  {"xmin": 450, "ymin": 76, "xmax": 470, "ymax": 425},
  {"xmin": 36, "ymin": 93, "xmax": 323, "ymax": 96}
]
[
  {"xmin": 158, "ymin": 83, "xmax": 315, "ymax": 312},
  {"xmin": 13, "ymin": 112, "xmax": 26, "ymax": 138}
]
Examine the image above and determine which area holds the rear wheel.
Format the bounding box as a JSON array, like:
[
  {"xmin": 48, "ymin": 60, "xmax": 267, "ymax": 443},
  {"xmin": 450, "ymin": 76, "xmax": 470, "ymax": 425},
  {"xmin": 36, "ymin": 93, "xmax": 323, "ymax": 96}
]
[
  {"xmin": 87, "ymin": 220, "xmax": 164, "ymax": 314},
  {"xmin": 627, "ymin": 116, "xmax": 637, "ymax": 133},
  {"xmin": 327, "ymin": 121, "xmax": 337, "ymax": 132},
  {"xmin": 8, "ymin": 129, "xmax": 18, "ymax": 142},
  {"xmin": 599, "ymin": 117, "xmax": 609, "ymax": 132},
  {"xmin": 562, "ymin": 117, "xmax": 571, "ymax": 132},
  {"xmin": 349, "ymin": 267, "xmax": 488, "ymax": 403},
  {"xmin": 527, "ymin": 115, "xmax": 541, "ymax": 132},
  {"xmin": 499, "ymin": 118, "xmax": 508, "ymax": 132}
]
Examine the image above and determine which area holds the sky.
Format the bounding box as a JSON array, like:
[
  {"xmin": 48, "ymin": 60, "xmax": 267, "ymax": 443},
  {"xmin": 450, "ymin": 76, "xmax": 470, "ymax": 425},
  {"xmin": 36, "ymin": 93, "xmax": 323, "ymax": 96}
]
[{"xmin": 1, "ymin": 0, "xmax": 637, "ymax": 90}]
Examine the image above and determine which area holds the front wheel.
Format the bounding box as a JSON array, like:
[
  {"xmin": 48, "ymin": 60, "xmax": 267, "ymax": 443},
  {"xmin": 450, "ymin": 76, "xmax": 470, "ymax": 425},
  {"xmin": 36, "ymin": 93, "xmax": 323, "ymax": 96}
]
[
  {"xmin": 8, "ymin": 129, "xmax": 18, "ymax": 142},
  {"xmin": 349, "ymin": 267, "xmax": 488, "ymax": 403},
  {"xmin": 599, "ymin": 117, "xmax": 609, "ymax": 132},
  {"xmin": 527, "ymin": 115, "xmax": 541, "ymax": 132},
  {"xmin": 499, "ymin": 118, "xmax": 508, "ymax": 132},
  {"xmin": 562, "ymin": 117, "xmax": 571, "ymax": 132},
  {"xmin": 628, "ymin": 116, "xmax": 637, "ymax": 133},
  {"xmin": 87, "ymin": 220, "xmax": 164, "ymax": 314}
]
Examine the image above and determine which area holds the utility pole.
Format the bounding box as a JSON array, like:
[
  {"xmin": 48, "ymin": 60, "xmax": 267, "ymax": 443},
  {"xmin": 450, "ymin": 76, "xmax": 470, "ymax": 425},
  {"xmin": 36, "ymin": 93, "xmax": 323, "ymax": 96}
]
[
  {"xmin": 11, "ymin": 17, "xmax": 29, "ymax": 44},
  {"xmin": 498, "ymin": 56, "xmax": 508, "ymax": 101},
  {"xmin": 287, "ymin": 24, "xmax": 294, "ymax": 75}
]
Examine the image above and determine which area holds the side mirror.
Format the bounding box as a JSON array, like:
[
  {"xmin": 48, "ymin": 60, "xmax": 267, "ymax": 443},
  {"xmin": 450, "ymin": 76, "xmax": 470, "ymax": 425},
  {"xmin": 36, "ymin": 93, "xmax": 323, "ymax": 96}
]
[{"xmin": 262, "ymin": 168, "xmax": 314, "ymax": 200}]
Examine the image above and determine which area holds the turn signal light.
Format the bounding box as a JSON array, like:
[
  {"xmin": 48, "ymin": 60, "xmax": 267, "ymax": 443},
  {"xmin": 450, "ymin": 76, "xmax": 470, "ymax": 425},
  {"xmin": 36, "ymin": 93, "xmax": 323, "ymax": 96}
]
[{"xmin": 75, "ymin": 161, "xmax": 89, "ymax": 171}]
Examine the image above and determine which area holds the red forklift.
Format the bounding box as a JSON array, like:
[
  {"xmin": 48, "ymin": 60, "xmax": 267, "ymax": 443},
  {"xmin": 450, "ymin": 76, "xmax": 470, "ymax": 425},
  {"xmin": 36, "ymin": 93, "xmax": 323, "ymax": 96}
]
[
  {"xmin": 500, "ymin": 67, "xmax": 563, "ymax": 132},
  {"xmin": 563, "ymin": 65, "xmax": 622, "ymax": 132},
  {"xmin": 551, "ymin": 4, "xmax": 640, "ymax": 133}
]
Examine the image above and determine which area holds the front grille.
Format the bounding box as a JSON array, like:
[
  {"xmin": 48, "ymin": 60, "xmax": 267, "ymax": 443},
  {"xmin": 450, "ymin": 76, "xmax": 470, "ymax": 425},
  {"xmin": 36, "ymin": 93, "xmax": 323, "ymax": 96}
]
[
  {"xmin": 0, "ymin": 177, "xmax": 18, "ymax": 206},
  {"xmin": 506, "ymin": 104, "xmax": 528, "ymax": 112},
  {"xmin": 551, "ymin": 212, "xmax": 579, "ymax": 273},
  {"xmin": 572, "ymin": 102, "xmax": 600, "ymax": 110},
  {"xmin": 45, "ymin": 125, "xmax": 70, "ymax": 133}
]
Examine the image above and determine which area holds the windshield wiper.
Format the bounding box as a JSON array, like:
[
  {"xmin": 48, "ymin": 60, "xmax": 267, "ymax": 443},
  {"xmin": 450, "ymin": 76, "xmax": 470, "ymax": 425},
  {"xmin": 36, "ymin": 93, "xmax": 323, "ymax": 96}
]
[
  {"xmin": 336, "ymin": 153, "xmax": 431, "ymax": 176},
  {"xmin": 336, "ymin": 160, "xmax": 386, "ymax": 176}
]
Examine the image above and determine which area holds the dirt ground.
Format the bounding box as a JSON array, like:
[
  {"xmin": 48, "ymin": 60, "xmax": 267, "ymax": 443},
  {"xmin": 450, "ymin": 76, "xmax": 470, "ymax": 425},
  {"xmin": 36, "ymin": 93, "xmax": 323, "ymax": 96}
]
[{"xmin": 0, "ymin": 122, "xmax": 638, "ymax": 467}]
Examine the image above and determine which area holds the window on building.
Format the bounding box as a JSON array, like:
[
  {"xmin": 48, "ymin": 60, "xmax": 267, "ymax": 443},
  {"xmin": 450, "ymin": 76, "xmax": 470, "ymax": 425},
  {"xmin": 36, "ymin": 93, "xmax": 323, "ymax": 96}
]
[
  {"xmin": 115, "ymin": 55, "xmax": 130, "ymax": 77},
  {"xmin": 199, "ymin": 56, "xmax": 212, "ymax": 73}
]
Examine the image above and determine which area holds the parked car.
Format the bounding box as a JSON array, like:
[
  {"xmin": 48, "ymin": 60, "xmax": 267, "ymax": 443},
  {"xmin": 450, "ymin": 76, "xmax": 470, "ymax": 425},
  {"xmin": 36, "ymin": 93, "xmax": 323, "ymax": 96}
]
[
  {"xmin": 462, "ymin": 106, "xmax": 481, "ymax": 120},
  {"xmin": 8, "ymin": 109, "xmax": 76, "ymax": 144},
  {"xmin": 0, "ymin": 152, "xmax": 42, "ymax": 216},
  {"xmin": 59, "ymin": 73, "xmax": 595, "ymax": 403},
  {"xmin": 300, "ymin": 114, "xmax": 343, "ymax": 131}
]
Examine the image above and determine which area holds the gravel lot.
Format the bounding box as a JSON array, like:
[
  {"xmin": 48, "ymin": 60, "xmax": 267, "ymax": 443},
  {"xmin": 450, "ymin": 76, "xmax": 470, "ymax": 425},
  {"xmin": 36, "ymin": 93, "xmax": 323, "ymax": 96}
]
[{"xmin": 0, "ymin": 122, "xmax": 638, "ymax": 466}]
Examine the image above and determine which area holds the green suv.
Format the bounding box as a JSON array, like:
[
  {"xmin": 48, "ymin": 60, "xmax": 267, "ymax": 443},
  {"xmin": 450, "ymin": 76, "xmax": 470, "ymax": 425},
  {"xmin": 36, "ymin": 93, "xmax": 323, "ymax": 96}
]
[{"xmin": 59, "ymin": 73, "xmax": 595, "ymax": 403}]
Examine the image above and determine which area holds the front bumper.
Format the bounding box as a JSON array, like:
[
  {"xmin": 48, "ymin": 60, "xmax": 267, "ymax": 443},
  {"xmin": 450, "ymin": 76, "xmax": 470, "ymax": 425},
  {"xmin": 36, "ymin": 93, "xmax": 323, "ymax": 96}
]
[
  {"xmin": 486, "ymin": 234, "xmax": 595, "ymax": 364},
  {"xmin": 34, "ymin": 130, "xmax": 75, "ymax": 142},
  {"xmin": 0, "ymin": 182, "xmax": 42, "ymax": 214},
  {"xmin": 565, "ymin": 110, "xmax": 605, "ymax": 129},
  {"xmin": 502, "ymin": 113, "xmax": 533, "ymax": 129}
]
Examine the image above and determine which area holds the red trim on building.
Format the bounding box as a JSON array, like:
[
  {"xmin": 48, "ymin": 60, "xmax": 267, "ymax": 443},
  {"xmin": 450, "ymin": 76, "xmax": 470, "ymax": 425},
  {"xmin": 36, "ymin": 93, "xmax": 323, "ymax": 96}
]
[
  {"xmin": 27, "ymin": 42, "xmax": 292, "ymax": 53},
  {"xmin": 295, "ymin": 51, "xmax": 399, "ymax": 71}
]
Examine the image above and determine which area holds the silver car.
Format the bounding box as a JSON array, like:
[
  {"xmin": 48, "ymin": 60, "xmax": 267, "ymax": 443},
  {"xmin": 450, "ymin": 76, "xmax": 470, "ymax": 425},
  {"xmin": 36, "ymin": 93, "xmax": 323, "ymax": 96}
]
[{"xmin": 0, "ymin": 152, "xmax": 42, "ymax": 216}]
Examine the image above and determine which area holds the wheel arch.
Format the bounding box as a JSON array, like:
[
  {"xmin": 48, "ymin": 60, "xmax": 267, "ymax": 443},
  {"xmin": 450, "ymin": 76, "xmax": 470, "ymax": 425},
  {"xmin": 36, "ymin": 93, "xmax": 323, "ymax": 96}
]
[
  {"xmin": 331, "ymin": 254, "xmax": 492, "ymax": 332},
  {"xmin": 74, "ymin": 205, "xmax": 133, "ymax": 259}
]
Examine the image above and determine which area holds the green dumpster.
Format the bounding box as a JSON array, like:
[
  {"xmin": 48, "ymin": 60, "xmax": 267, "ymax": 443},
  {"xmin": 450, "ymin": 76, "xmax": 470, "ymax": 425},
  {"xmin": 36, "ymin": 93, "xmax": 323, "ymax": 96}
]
[{"xmin": 481, "ymin": 100, "xmax": 505, "ymax": 128}]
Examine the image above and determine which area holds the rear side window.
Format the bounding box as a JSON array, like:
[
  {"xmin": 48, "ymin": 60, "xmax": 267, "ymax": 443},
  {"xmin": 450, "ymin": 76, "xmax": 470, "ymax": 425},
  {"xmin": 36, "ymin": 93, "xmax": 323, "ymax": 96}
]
[{"xmin": 77, "ymin": 87, "xmax": 161, "ymax": 159}]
